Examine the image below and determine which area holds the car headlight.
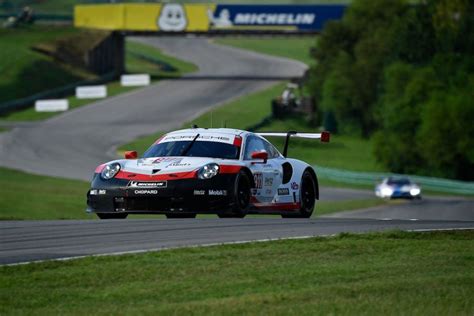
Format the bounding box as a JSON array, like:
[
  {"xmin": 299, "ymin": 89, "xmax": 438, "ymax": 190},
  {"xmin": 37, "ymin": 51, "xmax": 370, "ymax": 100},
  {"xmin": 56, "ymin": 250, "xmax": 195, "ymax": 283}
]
[
  {"xmin": 101, "ymin": 163, "xmax": 121, "ymax": 180},
  {"xmin": 410, "ymin": 187, "xmax": 421, "ymax": 196},
  {"xmin": 381, "ymin": 187, "xmax": 393, "ymax": 197},
  {"xmin": 197, "ymin": 163, "xmax": 219, "ymax": 179}
]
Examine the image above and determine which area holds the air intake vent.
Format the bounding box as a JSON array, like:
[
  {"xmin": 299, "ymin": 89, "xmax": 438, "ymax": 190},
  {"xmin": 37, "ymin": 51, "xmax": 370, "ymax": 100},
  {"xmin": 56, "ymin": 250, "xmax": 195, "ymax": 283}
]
[{"xmin": 152, "ymin": 169, "xmax": 161, "ymax": 174}]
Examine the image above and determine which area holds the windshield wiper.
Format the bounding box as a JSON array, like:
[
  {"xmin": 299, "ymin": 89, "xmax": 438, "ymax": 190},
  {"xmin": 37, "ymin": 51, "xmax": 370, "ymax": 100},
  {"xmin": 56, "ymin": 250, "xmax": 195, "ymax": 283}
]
[{"xmin": 180, "ymin": 134, "xmax": 200, "ymax": 156}]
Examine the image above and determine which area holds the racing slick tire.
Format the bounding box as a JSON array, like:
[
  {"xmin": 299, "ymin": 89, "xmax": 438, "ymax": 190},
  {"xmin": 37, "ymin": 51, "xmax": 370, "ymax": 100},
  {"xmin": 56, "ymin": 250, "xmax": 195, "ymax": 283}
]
[
  {"xmin": 166, "ymin": 213, "xmax": 197, "ymax": 219},
  {"xmin": 281, "ymin": 170, "xmax": 315, "ymax": 218},
  {"xmin": 218, "ymin": 170, "xmax": 251, "ymax": 218},
  {"xmin": 97, "ymin": 213, "xmax": 128, "ymax": 219}
]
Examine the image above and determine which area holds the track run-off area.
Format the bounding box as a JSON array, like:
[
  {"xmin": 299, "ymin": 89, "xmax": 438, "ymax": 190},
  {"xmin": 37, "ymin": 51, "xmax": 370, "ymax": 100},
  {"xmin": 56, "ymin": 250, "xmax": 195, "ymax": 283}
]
[{"xmin": 0, "ymin": 37, "xmax": 473, "ymax": 265}]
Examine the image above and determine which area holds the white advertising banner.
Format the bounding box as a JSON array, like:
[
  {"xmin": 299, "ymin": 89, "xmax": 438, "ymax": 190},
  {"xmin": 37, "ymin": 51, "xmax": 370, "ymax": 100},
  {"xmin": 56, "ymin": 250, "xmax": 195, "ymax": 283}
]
[
  {"xmin": 120, "ymin": 74, "xmax": 151, "ymax": 86},
  {"xmin": 76, "ymin": 85, "xmax": 107, "ymax": 99},
  {"xmin": 35, "ymin": 99, "xmax": 69, "ymax": 112}
]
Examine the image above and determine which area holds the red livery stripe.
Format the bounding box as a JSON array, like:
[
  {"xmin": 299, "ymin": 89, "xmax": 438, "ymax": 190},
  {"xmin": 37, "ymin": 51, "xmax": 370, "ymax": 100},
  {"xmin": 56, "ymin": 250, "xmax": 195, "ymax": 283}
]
[
  {"xmin": 220, "ymin": 165, "xmax": 241, "ymax": 174},
  {"xmin": 233, "ymin": 136, "xmax": 242, "ymax": 147},
  {"xmin": 115, "ymin": 170, "xmax": 197, "ymax": 181},
  {"xmin": 95, "ymin": 164, "xmax": 106, "ymax": 173}
]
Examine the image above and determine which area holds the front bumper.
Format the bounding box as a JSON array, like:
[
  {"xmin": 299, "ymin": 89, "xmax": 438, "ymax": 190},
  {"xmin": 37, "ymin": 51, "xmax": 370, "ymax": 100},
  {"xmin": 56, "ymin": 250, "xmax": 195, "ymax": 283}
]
[{"xmin": 87, "ymin": 173, "xmax": 237, "ymax": 214}]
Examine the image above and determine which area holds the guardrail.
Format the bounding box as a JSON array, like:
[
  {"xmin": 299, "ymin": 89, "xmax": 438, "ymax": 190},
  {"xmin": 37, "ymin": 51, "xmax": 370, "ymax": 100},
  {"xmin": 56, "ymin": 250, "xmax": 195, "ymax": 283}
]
[
  {"xmin": 313, "ymin": 164, "xmax": 474, "ymax": 195},
  {"xmin": 0, "ymin": 13, "xmax": 72, "ymax": 22},
  {"xmin": 0, "ymin": 72, "xmax": 116, "ymax": 115}
]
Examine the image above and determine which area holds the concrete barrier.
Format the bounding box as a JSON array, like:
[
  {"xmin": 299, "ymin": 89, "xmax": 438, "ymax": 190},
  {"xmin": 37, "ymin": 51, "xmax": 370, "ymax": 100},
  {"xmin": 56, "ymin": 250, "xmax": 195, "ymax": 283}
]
[
  {"xmin": 120, "ymin": 74, "xmax": 150, "ymax": 86},
  {"xmin": 76, "ymin": 85, "xmax": 107, "ymax": 99},
  {"xmin": 35, "ymin": 99, "xmax": 69, "ymax": 112}
]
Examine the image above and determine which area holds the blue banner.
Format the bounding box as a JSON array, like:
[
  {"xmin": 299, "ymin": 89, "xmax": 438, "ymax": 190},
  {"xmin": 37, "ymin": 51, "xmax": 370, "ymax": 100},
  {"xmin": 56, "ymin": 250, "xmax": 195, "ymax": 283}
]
[{"xmin": 209, "ymin": 5, "xmax": 345, "ymax": 31}]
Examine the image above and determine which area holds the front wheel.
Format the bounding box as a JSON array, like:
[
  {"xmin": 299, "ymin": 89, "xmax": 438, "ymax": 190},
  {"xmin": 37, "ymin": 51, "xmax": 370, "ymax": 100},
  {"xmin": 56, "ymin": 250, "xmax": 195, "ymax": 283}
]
[
  {"xmin": 97, "ymin": 213, "xmax": 128, "ymax": 219},
  {"xmin": 220, "ymin": 170, "xmax": 251, "ymax": 218},
  {"xmin": 281, "ymin": 170, "xmax": 315, "ymax": 218}
]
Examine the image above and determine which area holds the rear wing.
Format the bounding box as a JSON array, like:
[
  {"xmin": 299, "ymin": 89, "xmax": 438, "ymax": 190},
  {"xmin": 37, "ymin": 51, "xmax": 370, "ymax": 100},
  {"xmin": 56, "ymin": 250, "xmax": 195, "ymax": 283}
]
[{"xmin": 257, "ymin": 131, "xmax": 330, "ymax": 157}]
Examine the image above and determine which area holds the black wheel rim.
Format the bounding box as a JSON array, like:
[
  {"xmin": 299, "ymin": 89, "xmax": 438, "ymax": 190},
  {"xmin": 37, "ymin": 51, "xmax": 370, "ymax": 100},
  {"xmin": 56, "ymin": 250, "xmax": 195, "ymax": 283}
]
[{"xmin": 237, "ymin": 177, "xmax": 250, "ymax": 209}]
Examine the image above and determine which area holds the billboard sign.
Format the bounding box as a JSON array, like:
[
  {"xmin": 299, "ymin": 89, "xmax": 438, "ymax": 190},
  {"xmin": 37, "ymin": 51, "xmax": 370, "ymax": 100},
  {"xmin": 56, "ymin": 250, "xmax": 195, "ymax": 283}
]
[{"xmin": 75, "ymin": 4, "xmax": 345, "ymax": 33}]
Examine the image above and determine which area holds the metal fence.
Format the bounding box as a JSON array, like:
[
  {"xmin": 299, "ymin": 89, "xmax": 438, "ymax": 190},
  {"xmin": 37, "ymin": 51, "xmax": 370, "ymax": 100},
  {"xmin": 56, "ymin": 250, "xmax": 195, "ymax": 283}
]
[{"xmin": 313, "ymin": 164, "xmax": 474, "ymax": 195}]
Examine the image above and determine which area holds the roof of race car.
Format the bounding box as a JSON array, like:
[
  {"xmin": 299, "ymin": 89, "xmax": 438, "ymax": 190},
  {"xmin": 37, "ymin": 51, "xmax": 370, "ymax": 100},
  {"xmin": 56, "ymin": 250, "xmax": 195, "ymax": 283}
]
[{"xmin": 157, "ymin": 128, "xmax": 250, "ymax": 145}]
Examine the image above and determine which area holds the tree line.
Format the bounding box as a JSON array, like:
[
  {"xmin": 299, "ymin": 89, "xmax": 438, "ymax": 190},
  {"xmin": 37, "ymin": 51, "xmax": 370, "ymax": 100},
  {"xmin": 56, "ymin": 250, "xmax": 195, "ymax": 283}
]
[{"xmin": 308, "ymin": 0, "xmax": 474, "ymax": 180}]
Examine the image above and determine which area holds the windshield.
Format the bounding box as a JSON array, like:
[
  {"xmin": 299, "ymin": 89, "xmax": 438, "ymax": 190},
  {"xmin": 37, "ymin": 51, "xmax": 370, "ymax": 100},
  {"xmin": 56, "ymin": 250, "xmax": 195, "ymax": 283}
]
[
  {"xmin": 387, "ymin": 178, "xmax": 411, "ymax": 185},
  {"xmin": 143, "ymin": 141, "xmax": 240, "ymax": 160}
]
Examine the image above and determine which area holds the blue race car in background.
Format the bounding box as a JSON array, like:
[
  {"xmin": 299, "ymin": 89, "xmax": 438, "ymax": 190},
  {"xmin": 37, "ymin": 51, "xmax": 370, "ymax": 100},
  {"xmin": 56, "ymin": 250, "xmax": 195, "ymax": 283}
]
[{"xmin": 375, "ymin": 177, "xmax": 422, "ymax": 199}]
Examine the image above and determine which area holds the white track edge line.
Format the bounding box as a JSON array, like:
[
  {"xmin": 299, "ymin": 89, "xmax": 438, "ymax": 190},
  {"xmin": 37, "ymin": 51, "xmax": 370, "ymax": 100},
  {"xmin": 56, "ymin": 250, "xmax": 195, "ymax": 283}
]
[{"xmin": 3, "ymin": 227, "xmax": 473, "ymax": 267}]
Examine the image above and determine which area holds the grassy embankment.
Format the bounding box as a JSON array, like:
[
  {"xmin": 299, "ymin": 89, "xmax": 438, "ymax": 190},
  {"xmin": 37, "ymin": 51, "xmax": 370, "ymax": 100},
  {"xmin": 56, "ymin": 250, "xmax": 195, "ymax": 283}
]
[
  {"xmin": 215, "ymin": 37, "xmax": 316, "ymax": 66},
  {"xmin": 0, "ymin": 28, "xmax": 197, "ymax": 121},
  {"xmin": 1, "ymin": 230, "xmax": 473, "ymax": 314}
]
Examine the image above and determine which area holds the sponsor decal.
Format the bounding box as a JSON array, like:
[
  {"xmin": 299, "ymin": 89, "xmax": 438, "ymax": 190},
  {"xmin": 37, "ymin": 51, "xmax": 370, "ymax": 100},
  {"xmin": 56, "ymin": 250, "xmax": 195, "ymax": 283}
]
[
  {"xmin": 209, "ymin": 189, "xmax": 227, "ymax": 196},
  {"xmin": 152, "ymin": 157, "xmax": 182, "ymax": 164},
  {"xmin": 128, "ymin": 181, "xmax": 167, "ymax": 188},
  {"xmin": 291, "ymin": 182, "xmax": 299, "ymax": 190},
  {"xmin": 278, "ymin": 188, "xmax": 289, "ymax": 195},
  {"xmin": 254, "ymin": 172, "xmax": 263, "ymax": 189},
  {"xmin": 264, "ymin": 177, "xmax": 273, "ymax": 187},
  {"xmin": 134, "ymin": 189, "xmax": 158, "ymax": 195},
  {"xmin": 161, "ymin": 134, "xmax": 232, "ymax": 144},
  {"xmin": 194, "ymin": 190, "xmax": 206, "ymax": 195},
  {"xmin": 208, "ymin": 5, "xmax": 345, "ymax": 31},
  {"xmin": 166, "ymin": 162, "xmax": 191, "ymax": 168}
]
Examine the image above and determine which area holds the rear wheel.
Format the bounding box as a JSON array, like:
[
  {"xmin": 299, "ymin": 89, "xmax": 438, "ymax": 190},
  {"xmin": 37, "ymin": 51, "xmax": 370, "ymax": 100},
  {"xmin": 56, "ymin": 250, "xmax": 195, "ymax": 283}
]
[
  {"xmin": 97, "ymin": 213, "xmax": 128, "ymax": 219},
  {"xmin": 166, "ymin": 213, "xmax": 197, "ymax": 219},
  {"xmin": 281, "ymin": 170, "xmax": 315, "ymax": 218},
  {"xmin": 219, "ymin": 171, "xmax": 251, "ymax": 218}
]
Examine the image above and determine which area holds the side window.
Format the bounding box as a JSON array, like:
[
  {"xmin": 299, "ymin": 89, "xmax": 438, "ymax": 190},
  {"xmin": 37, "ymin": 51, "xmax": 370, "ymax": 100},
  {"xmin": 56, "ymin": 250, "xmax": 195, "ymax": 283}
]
[
  {"xmin": 262, "ymin": 139, "xmax": 281, "ymax": 159},
  {"xmin": 244, "ymin": 136, "xmax": 267, "ymax": 160}
]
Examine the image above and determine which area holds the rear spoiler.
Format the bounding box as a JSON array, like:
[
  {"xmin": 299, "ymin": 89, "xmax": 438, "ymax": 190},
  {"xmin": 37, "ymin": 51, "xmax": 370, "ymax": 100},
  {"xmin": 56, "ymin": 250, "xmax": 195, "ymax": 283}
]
[{"xmin": 257, "ymin": 131, "xmax": 330, "ymax": 157}]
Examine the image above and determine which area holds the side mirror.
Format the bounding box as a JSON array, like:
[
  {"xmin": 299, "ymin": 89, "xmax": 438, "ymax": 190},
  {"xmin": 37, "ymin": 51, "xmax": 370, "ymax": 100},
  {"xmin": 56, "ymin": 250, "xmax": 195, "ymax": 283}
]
[
  {"xmin": 124, "ymin": 150, "xmax": 138, "ymax": 159},
  {"xmin": 251, "ymin": 151, "xmax": 268, "ymax": 163}
]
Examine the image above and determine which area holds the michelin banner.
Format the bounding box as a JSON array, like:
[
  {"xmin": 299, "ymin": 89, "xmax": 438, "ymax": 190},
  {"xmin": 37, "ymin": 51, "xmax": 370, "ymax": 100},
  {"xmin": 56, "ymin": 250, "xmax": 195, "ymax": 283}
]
[{"xmin": 75, "ymin": 4, "xmax": 345, "ymax": 32}]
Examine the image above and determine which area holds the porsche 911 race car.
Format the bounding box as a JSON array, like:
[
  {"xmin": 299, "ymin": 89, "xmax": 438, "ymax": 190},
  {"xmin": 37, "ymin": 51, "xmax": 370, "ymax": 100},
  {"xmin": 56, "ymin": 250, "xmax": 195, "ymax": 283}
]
[
  {"xmin": 87, "ymin": 128, "xmax": 330, "ymax": 219},
  {"xmin": 375, "ymin": 177, "xmax": 422, "ymax": 199}
]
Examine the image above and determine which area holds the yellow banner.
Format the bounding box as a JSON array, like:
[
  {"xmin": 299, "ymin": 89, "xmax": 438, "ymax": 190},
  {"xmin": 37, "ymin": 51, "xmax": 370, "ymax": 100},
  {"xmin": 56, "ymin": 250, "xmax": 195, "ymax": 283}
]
[
  {"xmin": 75, "ymin": 3, "xmax": 343, "ymax": 32},
  {"xmin": 74, "ymin": 4, "xmax": 215, "ymax": 32}
]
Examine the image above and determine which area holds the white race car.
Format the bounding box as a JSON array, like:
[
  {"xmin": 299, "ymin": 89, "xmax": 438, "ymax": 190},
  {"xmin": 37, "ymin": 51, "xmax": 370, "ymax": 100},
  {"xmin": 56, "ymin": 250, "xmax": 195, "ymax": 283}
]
[
  {"xmin": 375, "ymin": 177, "xmax": 422, "ymax": 199},
  {"xmin": 87, "ymin": 128, "xmax": 330, "ymax": 219}
]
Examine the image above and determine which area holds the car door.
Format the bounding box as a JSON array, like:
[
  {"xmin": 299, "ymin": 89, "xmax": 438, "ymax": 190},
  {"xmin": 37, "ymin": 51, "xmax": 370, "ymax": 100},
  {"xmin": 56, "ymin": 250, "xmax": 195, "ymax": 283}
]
[{"xmin": 243, "ymin": 135, "xmax": 282, "ymax": 203}]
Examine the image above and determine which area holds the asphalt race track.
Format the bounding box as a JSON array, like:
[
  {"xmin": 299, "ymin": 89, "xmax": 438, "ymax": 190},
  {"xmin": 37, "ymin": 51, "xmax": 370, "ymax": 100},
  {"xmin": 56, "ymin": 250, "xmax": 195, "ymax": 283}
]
[
  {"xmin": 1, "ymin": 218, "xmax": 473, "ymax": 265},
  {"xmin": 0, "ymin": 38, "xmax": 472, "ymax": 265}
]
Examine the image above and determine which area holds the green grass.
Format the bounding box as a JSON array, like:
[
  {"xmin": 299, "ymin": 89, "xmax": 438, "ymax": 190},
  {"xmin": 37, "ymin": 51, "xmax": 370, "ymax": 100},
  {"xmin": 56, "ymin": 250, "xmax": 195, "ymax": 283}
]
[
  {"xmin": 0, "ymin": 168, "xmax": 92, "ymax": 220},
  {"xmin": 1, "ymin": 39, "xmax": 198, "ymax": 122},
  {"xmin": 1, "ymin": 230, "xmax": 473, "ymax": 314},
  {"xmin": 260, "ymin": 115, "xmax": 386, "ymax": 171},
  {"xmin": 0, "ymin": 25, "xmax": 90, "ymax": 105},
  {"xmin": 214, "ymin": 37, "xmax": 316, "ymax": 65},
  {"xmin": 126, "ymin": 40, "xmax": 197, "ymax": 77}
]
